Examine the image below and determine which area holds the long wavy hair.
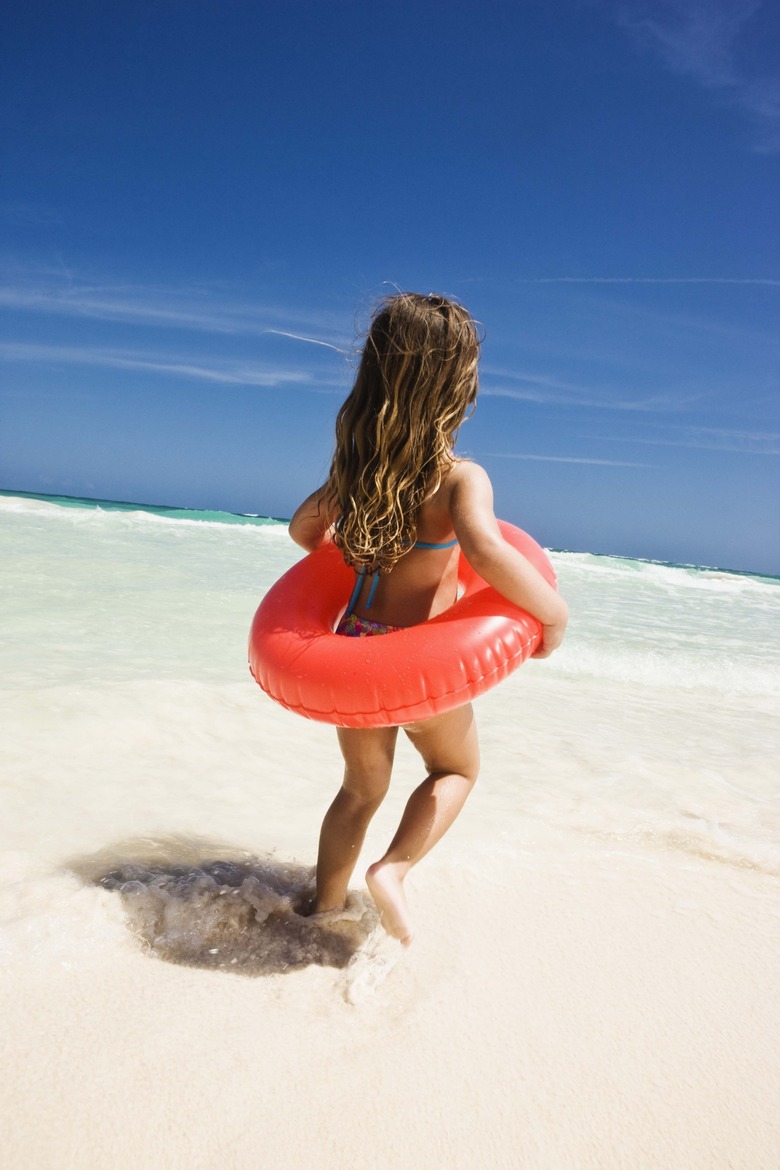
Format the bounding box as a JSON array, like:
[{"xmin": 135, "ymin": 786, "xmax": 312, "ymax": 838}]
[{"xmin": 326, "ymin": 292, "xmax": 482, "ymax": 573}]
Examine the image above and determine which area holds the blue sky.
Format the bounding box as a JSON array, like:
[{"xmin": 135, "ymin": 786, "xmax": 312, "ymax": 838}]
[{"xmin": 1, "ymin": 0, "xmax": 778, "ymax": 573}]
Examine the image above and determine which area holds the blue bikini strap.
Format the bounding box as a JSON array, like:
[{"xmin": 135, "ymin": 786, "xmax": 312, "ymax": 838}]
[
  {"xmin": 344, "ymin": 569, "xmax": 365, "ymax": 617},
  {"xmin": 366, "ymin": 569, "xmax": 380, "ymax": 610},
  {"xmin": 413, "ymin": 538, "xmax": 459, "ymax": 550},
  {"xmin": 345, "ymin": 566, "xmax": 381, "ymax": 615}
]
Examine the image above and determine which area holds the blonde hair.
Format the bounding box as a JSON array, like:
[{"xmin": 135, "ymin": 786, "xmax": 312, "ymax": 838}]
[{"xmin": 326, "ymin": 292, "xmax": 482, "ymax": 573}]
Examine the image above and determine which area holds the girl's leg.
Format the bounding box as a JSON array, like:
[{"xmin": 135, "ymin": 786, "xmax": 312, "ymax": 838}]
[
  {"xmin": 366, "ymin": 703, "xmax": 479, "ymax": 945},
  {"xmin": 314, "ymin": 725, "xmax": 399, "ymax": 914}
]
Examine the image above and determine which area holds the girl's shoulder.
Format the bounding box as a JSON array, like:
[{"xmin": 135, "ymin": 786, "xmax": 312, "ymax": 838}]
[
  {"xmin": 442, "ymin": 458, "xmax": 492, "ymax": 495},
  {"xmin": 447, "ymin": 456, "xmax": 486, "ymax": 477},
  {"xmin": 439, "ymin": 460, "xmax": 496, "ymax": 523},
  {"xmin": 425, "ymin": 460, "xmax": 493, "ymax": 522}
]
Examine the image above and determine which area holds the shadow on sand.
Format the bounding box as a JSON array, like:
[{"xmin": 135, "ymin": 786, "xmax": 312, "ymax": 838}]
[{"xmin": 68, "ymin": 835, "xmax": 378, "ymax": 976}]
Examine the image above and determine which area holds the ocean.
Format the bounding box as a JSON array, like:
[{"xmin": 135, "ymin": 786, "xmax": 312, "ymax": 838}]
[{"xmin": 2, "ymin": 490, "xmax": 779, "ymax": 1169}]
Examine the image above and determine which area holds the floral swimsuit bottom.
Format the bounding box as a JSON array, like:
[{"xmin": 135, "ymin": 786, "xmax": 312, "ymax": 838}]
[{"xmin": 335, "ymin": 613, "xmax": 403, "ymax": 637}]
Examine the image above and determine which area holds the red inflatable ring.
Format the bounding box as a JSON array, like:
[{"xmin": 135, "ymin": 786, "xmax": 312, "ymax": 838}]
[{"xmin": 248, "ymin": 521, "xmax": 556, "ymax": 728}]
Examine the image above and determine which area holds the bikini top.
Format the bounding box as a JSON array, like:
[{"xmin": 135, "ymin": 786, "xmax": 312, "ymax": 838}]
[{"xmin": 345, "ymin": 537, "xmax": 459, "ymax": 615}]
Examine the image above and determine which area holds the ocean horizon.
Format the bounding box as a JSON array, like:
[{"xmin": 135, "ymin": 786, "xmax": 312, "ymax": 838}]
[{"xmin": 3, "ymin": 487, "xmax": 776, "ymax": 583}]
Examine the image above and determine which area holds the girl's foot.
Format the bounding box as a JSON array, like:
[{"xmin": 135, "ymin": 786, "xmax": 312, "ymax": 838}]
[{"xmin": 365, "ymin": 861, "xmax": 414, "ymax": 946}]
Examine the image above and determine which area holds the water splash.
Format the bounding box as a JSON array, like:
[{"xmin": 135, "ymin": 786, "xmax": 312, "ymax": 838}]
[{"xmin": 71, "ymin": 839, "xmax": 379, "ymax": 976}]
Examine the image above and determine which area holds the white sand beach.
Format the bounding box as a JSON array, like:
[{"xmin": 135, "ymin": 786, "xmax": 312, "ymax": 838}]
[{"xmin": 2, "ymin": 680, "xmax": 778, "ymax": 1170}]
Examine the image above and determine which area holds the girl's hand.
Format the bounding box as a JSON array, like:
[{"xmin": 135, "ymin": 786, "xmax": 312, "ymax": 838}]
[{"xmin": 531, "ymin": 617, "xmax": 567, "ymax": 659}]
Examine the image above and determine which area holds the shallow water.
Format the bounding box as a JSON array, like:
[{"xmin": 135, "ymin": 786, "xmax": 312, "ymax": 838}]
[{"xmin": 1, "ymin": 491, "xmax": 779, "ymax": 978}]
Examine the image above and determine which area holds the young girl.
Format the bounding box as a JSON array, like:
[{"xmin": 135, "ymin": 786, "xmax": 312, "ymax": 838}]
[{"xmin": 289, "ymin": 293, "xmax": 567, "ymax": 945}]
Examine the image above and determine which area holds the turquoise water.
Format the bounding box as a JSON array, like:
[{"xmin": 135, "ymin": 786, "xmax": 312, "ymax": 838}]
[{"xmin": 0, "ymin": 489, "xmax": 288, "ymax": 528}]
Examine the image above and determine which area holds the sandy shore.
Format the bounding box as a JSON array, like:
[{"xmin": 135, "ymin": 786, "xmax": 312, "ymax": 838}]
[
  {"xmin": 1, "ymin": 658, "xmax": 778, "ymax": 1170},
  {"xmin": 2, "ymin": 827, "xmax": 778, "ymax": 1170}
]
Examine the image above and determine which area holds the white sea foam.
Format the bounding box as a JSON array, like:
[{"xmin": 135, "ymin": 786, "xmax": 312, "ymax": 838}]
[
  {"xmin": 550, "ymin": 641, "xmax": 780, "ymax": 695},
  {"xmin": 0, "ymin": 493, "xmax": 291, "ymax": 535},
  {"xmin": 556, "ymin": 549, "xmax": 779, "ymax": 594}
]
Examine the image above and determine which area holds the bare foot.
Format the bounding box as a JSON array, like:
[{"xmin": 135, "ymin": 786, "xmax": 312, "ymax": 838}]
[
  {"xmin": 307, "ymin": 906, "xmax": 346, "ymax": 923},
  {"xmin": 307, "ymin": 890, "xmax": 371, "ymax": 928},
  {"xmin": 365, "ymin": 861, "xmax": 414, "ymax": 946}
]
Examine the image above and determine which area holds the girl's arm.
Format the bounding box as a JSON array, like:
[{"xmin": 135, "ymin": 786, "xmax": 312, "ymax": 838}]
[
  {"xmin": 288, "ymin": 485, "xmax": 339, "ymax": 552},
  {"xmin": 450, "ymin": 462, "xmax": 568, "ymax": 658}
]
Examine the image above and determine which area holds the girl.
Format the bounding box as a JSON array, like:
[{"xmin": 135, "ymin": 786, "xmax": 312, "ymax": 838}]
[{"xmin": 289, "ymin": 293, "xmax": 567, "ymax": 945}]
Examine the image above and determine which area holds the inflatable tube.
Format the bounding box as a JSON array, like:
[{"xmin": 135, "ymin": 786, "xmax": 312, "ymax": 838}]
[{"xmin": 248, "ymin": 521, "xmax": 556, "ymax": 729}]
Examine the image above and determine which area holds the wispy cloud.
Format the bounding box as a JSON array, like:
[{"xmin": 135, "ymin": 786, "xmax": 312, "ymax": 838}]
[
  {"xmin": 0, "ymin": 341, "xmax": 344, "ymax": 391},
  {"xmin": 615, "ymin": 0, "xmax": 780, "ymax": 151},
  {"xmin": 485, "ymin": 452, "xmax": 655, "ymax": 467},
  {"xmin": 262, "ymin": 329, "xmax": 348, "ymax": 353},
  {"xmin": 0, "ymin": 273, "xmax": 352, "ymax": 347},
  {"xmin": 590, "ymin": 424, "xmax": 780, "ymax": 455},
  {"xmin": 522, "ymin": 276, "xmax": 780, "ymax": 286},
  {"xmin": 480, "ymin": 365, "xmax": 695, "ymax": 412}
]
